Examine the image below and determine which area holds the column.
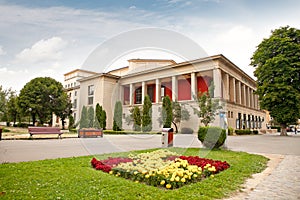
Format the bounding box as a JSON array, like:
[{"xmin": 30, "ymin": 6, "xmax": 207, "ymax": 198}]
[
  {"xmin": 242, "ymin": 84, "xmax": 246, "ymax": 106},
  {"xmin": 246, "ymin": 86, "xmax": 250, "ymax": 107},
  {"xmin": 172, "ymin": 76, "xmax": 178, "ymax": 101},
  {"xmin": 237, "ymin": 81, "xmax": 242, "ymax": 105},
  {"xmin": 155, "ymin": 78, "xmax": 160, "ymax": 103},
  {"xmin": 250, "ymin": 89, "xmax": 254, "ymax": 108},
  {"xmin": 213, "ymin": 68, "xmax": 222, "ymax": 98},
  {"xmin": 231, "ymin": 77, "xmax": 236, "ymax": 103},
  {"xmin": 129, "ymin": 83, "xmax": 133, "ymax": 105},
  {"xmin": 225, "ymin": 73, "xmax": 230, "ymax": 100},
  {"xmin": 191, "ymin": 72, "xmax": 197, "ymax": 100},
  {"xmin": 142, "ymin": 81, "xmax": 146, "ymax": 104}
]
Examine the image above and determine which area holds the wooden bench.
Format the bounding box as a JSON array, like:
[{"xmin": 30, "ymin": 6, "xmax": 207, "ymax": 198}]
[{"xmin": 28, "ymin": 126, "xmax": 62, "ymax": 139}]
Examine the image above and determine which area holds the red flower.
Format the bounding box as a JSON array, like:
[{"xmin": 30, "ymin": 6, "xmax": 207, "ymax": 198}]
[{"xmin": 91, "ymin": 157, "xmax": 132, "ymax": 173}]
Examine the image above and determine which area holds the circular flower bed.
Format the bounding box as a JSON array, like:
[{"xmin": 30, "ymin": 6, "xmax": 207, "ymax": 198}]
[{"xmin": 91, "ymin": 149, "xmax": 230, "ymax": 189}]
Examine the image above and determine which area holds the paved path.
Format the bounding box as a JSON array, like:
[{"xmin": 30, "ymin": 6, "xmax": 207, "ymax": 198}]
[{"xmin": 1, "ymin": 133, "xmax": 300, "ymax": 199}]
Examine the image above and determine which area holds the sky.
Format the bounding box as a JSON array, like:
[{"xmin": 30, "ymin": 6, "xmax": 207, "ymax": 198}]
[{"xmin": 0, "ymin": 0, "xmax": 299, "ymax": 92}]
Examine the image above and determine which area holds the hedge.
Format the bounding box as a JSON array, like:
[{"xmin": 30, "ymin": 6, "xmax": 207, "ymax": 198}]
[
  {"xmin": 198, "ymin": 126, "xmax": 226, "ymax": 149},
  {"xmin": 180, "ymin": 127, "xmax": 194, "ymax": 134},
  {"xmin": 235, "ymin": 129, "xmax": 259, "ymax": 135}
]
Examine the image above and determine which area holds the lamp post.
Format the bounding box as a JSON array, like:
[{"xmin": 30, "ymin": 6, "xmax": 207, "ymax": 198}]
[{"xmin": 28, "ymin": 108, "xmax": 32, "ymax": 126}]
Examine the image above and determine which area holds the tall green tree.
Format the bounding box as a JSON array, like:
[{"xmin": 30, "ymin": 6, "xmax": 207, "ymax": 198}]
[
  {"xmin": 87, "ymin": 106, "xmax": 95, "ymax": 128},
  {"xmin": 54, "ymin": 93, "xmax": 72, "ymax": 129},
  {"xmin": 18, "ymin": 77, "xmax": 68, "ymax": 125},
  {"xmin": 193, "ymin": 91, "xmax": 222, "ymax": 127},
  {"xmin": 162, "ymin": 96, "xmax": 173, "ymax": 128},
  {"xmin": 79, "ymin": 106, "xmax": 88, "ymax": 129},
  {"xmin": 95, "ymin": 103, "xmax": 107, "ymax": 129},
  {"xmin": 128, "ymin": 106, "xmax": 142, "ymax": 131},
  {"xmin": 0, "ymin": 86, "xmax": 13, "ymax": 122},
  {"xmin": 7, "ymin": 92, "xmax": 20, "ymax": 126},
  {"xmin": 142, "ymin": 95, "xmax": 152, "ymax": 132},
  {"xmin": 113, "ymin": 101, "xmax": 123, "ymax": 131},
  {"xmin": 251, "ymin": 26, "xmax": 300, "ymax": 136}
]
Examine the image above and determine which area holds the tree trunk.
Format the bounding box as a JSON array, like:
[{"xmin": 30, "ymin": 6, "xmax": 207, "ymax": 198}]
[
  {"xmin": 280, "ymin": 123, "xmax": 288, "ymax": 136},
  {"xmin": 172, "ymin": 121, "xmax": 178, "ymax": 133},
  {"xmin": 32, "ymin": 114, "xmax": 36, "ymax": 126}
]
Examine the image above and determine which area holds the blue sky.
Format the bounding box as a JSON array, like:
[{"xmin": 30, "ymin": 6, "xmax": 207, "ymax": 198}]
[{"xmin": 0, "ymin": 0, "xmax": 299, "ymax": 91}]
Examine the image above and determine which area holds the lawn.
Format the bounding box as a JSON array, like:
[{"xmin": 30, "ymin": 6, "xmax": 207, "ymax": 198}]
[{"xmin": 0, "ymin": 148, "xmax": 268, "ymax": 200}]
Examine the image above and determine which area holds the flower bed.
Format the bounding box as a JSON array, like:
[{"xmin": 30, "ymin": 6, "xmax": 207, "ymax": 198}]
[{"xmin": 91, "ymin": 149, "xmax": 230, "ymax": 189}]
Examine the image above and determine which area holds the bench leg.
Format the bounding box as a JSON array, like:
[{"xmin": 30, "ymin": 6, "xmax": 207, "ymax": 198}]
[{"xmin": 58, "ymin": 134, "xmax": 62, "ymax": 139}]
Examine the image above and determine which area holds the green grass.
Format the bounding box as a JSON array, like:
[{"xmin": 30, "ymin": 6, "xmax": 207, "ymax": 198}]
[{"xmin": 0, "ymin": 148, "xmax": 268, "ymax": 200}]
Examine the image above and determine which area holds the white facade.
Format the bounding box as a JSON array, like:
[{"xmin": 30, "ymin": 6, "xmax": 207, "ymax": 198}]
[{"xmin": 61, "ymin": 55, "xmax": 266, "ymax": 132}]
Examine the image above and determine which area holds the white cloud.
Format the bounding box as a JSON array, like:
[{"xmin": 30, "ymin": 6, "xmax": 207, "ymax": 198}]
[
  {"xmin": 0, "ymin": 46, "xmax": 6, "ymax": 55},
  {"xmin": 15, "ymin": 37, "xmax": 67, "ymax": 63},
  {"xmin": 129, "ymin": 5, "xmax": 136, "ymax": 9}
]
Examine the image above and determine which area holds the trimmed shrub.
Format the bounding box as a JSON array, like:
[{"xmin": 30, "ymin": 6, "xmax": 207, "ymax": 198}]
[
  {"xmin": 180, "ymin": 127, "xmax": 194, "ymax": 134},
  {"xmin": 271, "ymin": 126, "xmax": 281, "ymax": 132},
  {"xmin": 198, "ymin": 126, "xmax": 226, "ymax": 149},
  {"xmin": 228, "ymin": 127, "xmax": 234, "ymax": 135},
  {"xmin": 113, "ymin": 101, "xmax": 123, "ymax": 131},
  {"xmin": 235, "ymin": 129, "xmax": 259, "ymax": 135}
]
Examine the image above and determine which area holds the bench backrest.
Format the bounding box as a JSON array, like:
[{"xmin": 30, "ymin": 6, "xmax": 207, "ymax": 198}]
[{"xmin": 28, "ymin": 127, "xmax": 61, "ymax": 133}]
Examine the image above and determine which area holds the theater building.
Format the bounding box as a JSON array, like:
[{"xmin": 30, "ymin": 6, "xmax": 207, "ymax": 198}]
[{"xmin": 58, "ymin": 54, "xmax": 266, "ymax": 132}]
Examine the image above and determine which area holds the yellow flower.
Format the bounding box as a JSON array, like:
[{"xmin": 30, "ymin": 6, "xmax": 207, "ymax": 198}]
[
  {"xmin": 210, "ymin": 175, "xmax": 214, "ymax": 178},
  {"xmin": 160, "ymin": 180, "xmax": 165, "ymax": 185},
  {"xmin": 175, "ymin": 176, "xmax": 180, "ymax": 182},
  {"xmin": 135, "ymin": 180, "xmax": 139, "ymax": 183},
  {"xmin": 145, "ymin": 174, "xmax": 150, "ymax": 178},
  {"xmin": 109, "ymin": 171, "xmax": 113, "ymax": 175},
  {"xmin": 193, "ymin": 174, "xmax": 198, "ymax": 178},
  {"xmin": 170, "ymin": 178, "xmax": 175, "ymax": 182},
  {"xmin": 166, "ymin": 184, "xmax": 172, "ymax": 189},
  {"xmin": 181, "ymin": 177, "xmax": 186, "ymax": 183},
  {"xmin": 134, "ymin": 171, "xmax": 138, "ymax": 175}
]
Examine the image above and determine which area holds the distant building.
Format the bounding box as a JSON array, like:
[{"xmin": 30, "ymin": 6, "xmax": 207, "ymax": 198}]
[{"xmin": 56, "ymin": 54, "xmax": 266, "ymax": 131}]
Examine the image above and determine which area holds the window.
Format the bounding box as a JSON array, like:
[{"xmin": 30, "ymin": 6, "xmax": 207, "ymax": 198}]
[
  {"xmin": 71, "ymin": 83, "xmax": 73, "ymax": 87},
  {"xmin": 227, "ymin": 111, "xmax": 231, "ymax": 118},
  {"xmin": 88, "ymin": 96, "xmax": 93, "ymax": 105},
  {"xmin": 135, "ymin": 87, "xmax": 142, "ymax": 104},
  {"xmin": 74, "ymin": 113, "xmax": 76, "ymax": 122},
  {"xmin": 88, "ymin": 85, "xmax": 94, "ymax": 96},
  {"xmin": 147, "ymin": 85, "xmax": 154, "ymax": 102},
  {"xmin": 73, "ymin": 99, "xmax": 77, "ymax": 109},
  {"xmin": 75, "ymin": 91, "xmax": 77, "ymax": 96}
]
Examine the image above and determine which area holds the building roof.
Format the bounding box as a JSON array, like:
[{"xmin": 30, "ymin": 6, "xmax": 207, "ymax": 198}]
[
  {"xmin": 128, "ymin": 58, "xmax": 177, "ymax": 64},
  {"xmin": 63, "ymin": 69, "xmax": 98, "ymax": 76}
]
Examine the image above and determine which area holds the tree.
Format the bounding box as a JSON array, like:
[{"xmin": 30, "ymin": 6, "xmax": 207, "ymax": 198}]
[
  {"xmin": 87, "ymin": 106, "xmax": 95, "ymax": 128},
  {"xmin": 6, "ymin": 92, "xmax": 20, "ymax": 126},
  {"xmin": 250, "ymin": 26, "xmax": 300, "ymax": 136},
  {"xmin": 95, "ymin": 103, "xmax": 107, "ymax": 129},
  {"xmin": 127, "ymin": 106, "xmax": 142, "ymax": 131},
  {"xmin": 0, "ymin": 86, "xmax": 13, "ymax": 122},
  {"xmin": 79, "ymin": 106, "xmax": 88, "ymax": 129},
  {"xmin": 161, "ymin": 96, "xmax": 173, "ymax": 128},
  {"xmin": 68, "ymin": 115, "xmax": 75, "ymax": 130},
  {"xmin": 193, "ymin": 91, "xmax": 222, "ymax": 127},
  {"xmin": 142, "ymin": 95, "xmax": 152, "ymax": 132},
  {"xmin": 18, "ymin": 77, "xmax": 68, "ymax": 125},
  {"xmin": 113, "ymin": 101, "xmax": 122, "ymax": 131},
  {"xmin": 54, "ymin": 93, "xmax": 72, "ymax": 129},
  {"xmin": 172, "ymin": 101, "xmax": 190, "ymax": 133}
]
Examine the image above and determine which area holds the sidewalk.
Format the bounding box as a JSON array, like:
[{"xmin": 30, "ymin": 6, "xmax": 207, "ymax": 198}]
[{"xmin": 1, "ymin": 133, "xmax": 300, "ymax": 199}]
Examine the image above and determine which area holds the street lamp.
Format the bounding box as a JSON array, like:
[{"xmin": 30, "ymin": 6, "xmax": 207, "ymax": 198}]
[{"xmin": 28, "ymin": 108, "xmax": 32, "ymax": 126}]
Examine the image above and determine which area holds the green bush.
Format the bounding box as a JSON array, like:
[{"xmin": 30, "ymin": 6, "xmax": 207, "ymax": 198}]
[
  {"xmin": 180, "ymin": 127, "xmax": 194, "ymax": 134},
  {"xmin": 235, "ymin": 129, "xmax": 259, "ymax": 135},
  {"xmin": 2, "ymin": 128, "xmax": 10, "ymax": 132},
  {"xmin": 271, "ymin": 126, "xmax": 281, "ymax": 132},
  {"xmin": 228, "ymin": 127, "xmax": 234, "ymax": 135},
  {"xmin": 198, "ymin": 126, "xmax": 226, "ymax": 149}
]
